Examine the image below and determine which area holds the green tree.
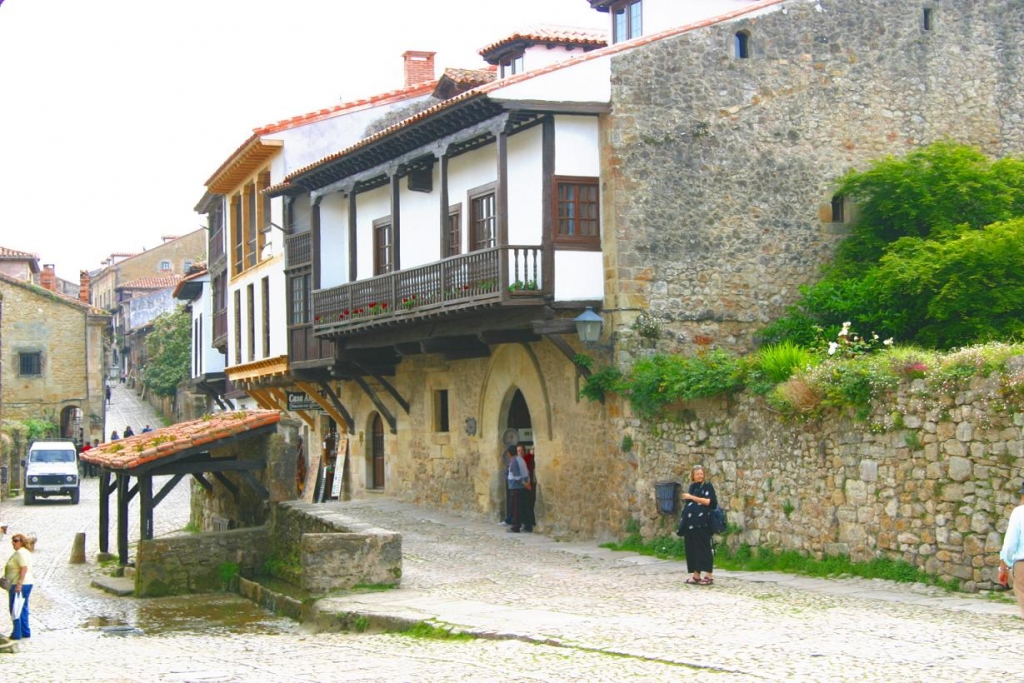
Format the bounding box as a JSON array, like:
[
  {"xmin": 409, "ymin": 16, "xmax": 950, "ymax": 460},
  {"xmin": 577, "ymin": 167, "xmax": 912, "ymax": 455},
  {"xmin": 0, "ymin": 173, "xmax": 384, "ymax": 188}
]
[
  {"xmin": 760, "ymin": 143, "xmax": 1024, "ymax": 349},
  {"xmin": 142, "ymin": 306, "xmax": 191, "ymax": 398}
]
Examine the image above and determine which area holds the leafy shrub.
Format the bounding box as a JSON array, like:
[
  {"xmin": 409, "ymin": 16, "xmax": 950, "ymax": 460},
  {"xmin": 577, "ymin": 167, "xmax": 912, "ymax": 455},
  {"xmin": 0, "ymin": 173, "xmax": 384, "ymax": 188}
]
[
  {"xmin": 624, "ymin": 351, "xmax": 744, "ymax": 418},
  {"xmin": 748, "ymin": 341, "xmax": 816, "ymax": 394},
  {"xmin": 579, "ymin": 366, "xmax": 623, "ymax": 402}
]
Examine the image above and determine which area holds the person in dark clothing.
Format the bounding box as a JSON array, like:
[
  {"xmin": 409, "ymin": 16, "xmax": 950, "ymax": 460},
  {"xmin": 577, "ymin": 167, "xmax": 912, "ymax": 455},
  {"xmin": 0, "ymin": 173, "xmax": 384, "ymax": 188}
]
[
  {"xmin": 123, "ymin": 426, "xmax": 135, "ymax": 438},
  {"xmin": 680, "ymin": 464, "xmax": 718, "ymax": 585},
  {"xmin": 506, "ymin": 445, "xmax": 531, "ymax": 533},
  {"xmin": 519, "ymin": 443, "xmax": 536, "ymax": 532},
  {"xmin": 502, "ymin": 445, "xmax": 515, "ymax": 525}
]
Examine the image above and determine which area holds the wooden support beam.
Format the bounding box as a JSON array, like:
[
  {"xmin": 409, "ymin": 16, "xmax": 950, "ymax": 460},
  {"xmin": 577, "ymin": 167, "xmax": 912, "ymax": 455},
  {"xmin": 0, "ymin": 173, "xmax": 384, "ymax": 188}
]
[
  {"xmin": 212, "ymin": 471, "xmax": 240, "ymax": 502},
  {"xmin": 99, "ymin": 470, "xmax": 111, "ymax": 554},
  {"xmin": 542, "ymin": 333, "xmax": 593, "ymax": 379},
  {"xmin": 192, "ymin": 472, "xmax": 213, "ymax": 492},
  {"xmin": 240, "ymin": 471, "xmax": 270, "ymax": 500},
  {"xmin": 294, "ymin": 380, "xmax": 354, "ymax": 433},
  {"xmin": 352, "ymin": 375, "xmax": 397, "ymax": 434},
  {"xmin": 116, "ymin": 473, "xmax": 130, "ymax": 566},
  {"xmin": 139, "ymin": 474, "xmax": 154, "ymax": 541},
  {"xmin": 152, "ymin": 474, "xmax": 185, "ymax": 508},
  {"xmin": 352, "ymin": 362, "xmax": 410, "ymax": 414},
  {"xmin": 150, "ymin": 459, "xmax": 266, "ymax": 476}
]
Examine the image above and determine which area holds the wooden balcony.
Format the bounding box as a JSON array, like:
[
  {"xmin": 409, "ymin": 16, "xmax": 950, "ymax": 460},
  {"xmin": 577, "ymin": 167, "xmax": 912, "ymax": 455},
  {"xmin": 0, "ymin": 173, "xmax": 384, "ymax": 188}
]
[
  {"xmin": 212, "ymin": 308, "xmax": 228, "ymax": 348},
  {"xmin": 312, "ymin": 245, "xmax": 549, "ymax": 338},
  {"xmin": 286, "ymin": 231, "xmax": 312, "ymax": 269},
  {"xmin": 289, "ymin": 324, "xmax": 336, "ymax": 367}
]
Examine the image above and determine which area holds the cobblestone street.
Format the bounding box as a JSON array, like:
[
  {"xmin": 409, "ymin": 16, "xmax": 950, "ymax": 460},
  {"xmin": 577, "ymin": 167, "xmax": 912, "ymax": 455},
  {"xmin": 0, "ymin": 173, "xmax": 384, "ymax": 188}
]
[{"xmin": 2, "ymin": 385, "xmax": 1024, "ymax": 680}]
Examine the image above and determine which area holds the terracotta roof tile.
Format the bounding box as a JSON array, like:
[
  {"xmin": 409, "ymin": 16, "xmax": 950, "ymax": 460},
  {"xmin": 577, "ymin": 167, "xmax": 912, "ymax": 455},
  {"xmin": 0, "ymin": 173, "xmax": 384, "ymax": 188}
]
[
  {"xmin": 479, "ymin": 24, "xmax": 608, "ymax": 60},
  {"xmin": 439, "ymin": 67, "xmax": 497, "ymax": 85},
  {"xmin": 118, "ymin": 274, "xmax": 184, "ymax": 291},
  {"xmin": 81, "ymin": 410, "xmax": 282, "ymax": 470}
]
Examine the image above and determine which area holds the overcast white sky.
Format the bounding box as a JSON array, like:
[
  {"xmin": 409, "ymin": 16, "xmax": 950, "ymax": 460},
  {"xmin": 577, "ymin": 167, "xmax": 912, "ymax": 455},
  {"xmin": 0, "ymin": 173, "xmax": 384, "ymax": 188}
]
[{"xmin": 0, "ymin": 0, "xmax": 605, "ymax": 279}]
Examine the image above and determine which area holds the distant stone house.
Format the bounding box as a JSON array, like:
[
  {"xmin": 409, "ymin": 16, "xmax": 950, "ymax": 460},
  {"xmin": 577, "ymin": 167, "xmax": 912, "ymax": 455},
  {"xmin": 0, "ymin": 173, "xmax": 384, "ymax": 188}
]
[
  {"xmin": 116, "ymin": 274, "xmax": 184, "ymax": 390},
  {"xmin": 0, "ymin": 271, "xmax": 109, "ymax": 449}
]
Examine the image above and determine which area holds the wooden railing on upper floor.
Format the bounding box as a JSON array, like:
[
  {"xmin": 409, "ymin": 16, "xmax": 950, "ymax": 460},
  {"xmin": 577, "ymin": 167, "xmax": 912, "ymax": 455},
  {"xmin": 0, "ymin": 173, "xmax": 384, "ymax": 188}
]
[{"xmin": 311, "ymin": 245, "xmax": 549, "ymax": 337}]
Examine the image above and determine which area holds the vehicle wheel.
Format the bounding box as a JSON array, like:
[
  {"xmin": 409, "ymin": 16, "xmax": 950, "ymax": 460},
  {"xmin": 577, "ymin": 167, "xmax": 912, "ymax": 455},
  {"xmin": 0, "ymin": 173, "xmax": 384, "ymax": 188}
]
[
  {"xmin": 24, "ymin": 491, "xmax": 35, "ymax": 506},
  {"xmin": 71, "ymin": 489, "xmax": 80, "ymax": 505}
]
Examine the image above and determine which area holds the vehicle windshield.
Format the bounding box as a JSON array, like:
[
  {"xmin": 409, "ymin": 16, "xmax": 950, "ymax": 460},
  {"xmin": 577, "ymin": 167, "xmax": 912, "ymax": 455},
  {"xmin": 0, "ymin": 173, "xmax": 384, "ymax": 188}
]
[{"xmin": 30, "ymin": 450, "xmax": 76, "ymax": 463}]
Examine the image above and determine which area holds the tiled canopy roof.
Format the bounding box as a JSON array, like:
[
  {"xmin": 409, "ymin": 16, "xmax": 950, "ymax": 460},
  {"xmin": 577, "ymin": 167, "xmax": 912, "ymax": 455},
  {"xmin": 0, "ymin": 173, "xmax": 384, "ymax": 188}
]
[
  {"xmin": 479, "ymin": 25, "xmax": 608, "ymax": 62},
  {"xmin": 118, "ymin": 274, "xmax": 184, "ymax": 291},
  {"xmin": 81, "ymin": 410, "xmax": 281, "ymax": 471}
]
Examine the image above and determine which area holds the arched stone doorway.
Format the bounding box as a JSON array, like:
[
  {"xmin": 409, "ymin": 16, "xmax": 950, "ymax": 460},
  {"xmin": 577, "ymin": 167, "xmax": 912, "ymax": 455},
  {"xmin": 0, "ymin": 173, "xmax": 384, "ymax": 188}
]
[
  {"xmin": 368, "ymin": 413, "xmax": 385, "ymax": 490},
  {"xmin": 60, "ymin": 405, "xmax": 83, "ymax": 446},
  {"xmin": 502, "ymin": 389, "xmax": 533, "ymax": 523}
]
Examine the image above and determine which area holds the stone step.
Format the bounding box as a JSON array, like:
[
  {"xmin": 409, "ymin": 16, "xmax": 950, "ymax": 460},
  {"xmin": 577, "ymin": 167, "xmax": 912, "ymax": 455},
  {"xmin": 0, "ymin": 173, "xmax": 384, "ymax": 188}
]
[{"xmin": 91, "ymin": 575, "xmax": 135, "ymax": 597}]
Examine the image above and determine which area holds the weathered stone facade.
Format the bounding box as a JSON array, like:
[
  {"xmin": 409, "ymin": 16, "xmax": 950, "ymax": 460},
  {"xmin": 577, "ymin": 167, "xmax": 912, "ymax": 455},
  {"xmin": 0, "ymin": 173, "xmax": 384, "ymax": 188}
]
[
  {"xmin": 628, "ymin": 373, "xmax": 1024, "ymax": 591},
  {"xmin": 333, "ymin": 339, "xmax": 627, "ymax": 539},
  {"xmin": 189, "ymin": 417, "xmax": 301, "ymax": 531},
  {"xmin": 136, "ymin": 526, "xmax": 268, "ymax": 597},
  {"xmin": 90, "ymin": 230, "xmax": 206, "ymax": 311},
  {"xmin": 602, "ymin": 0, "xmax": 1024, "ymax": 355},
  {"xmin": 0, "ymin": 275, "xmax": 108, "ymax": 444}
]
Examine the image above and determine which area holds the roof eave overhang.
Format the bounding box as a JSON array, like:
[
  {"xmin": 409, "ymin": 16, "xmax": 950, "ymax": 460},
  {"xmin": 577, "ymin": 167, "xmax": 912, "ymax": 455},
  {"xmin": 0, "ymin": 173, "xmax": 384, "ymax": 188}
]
[{"xmin": 206, "ymin": 138, "xmax": 284, "ymax": 194}]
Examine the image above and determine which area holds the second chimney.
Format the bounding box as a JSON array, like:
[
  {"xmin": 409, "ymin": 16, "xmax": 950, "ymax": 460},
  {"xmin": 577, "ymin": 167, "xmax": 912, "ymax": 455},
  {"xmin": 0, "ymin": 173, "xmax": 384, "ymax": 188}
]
[
  {"xmin": 403, "ymin": 50, "xmax": 436, "ymax": 87},
  {"xmin": 80, "ymin": 270, "xmax": 91, "ymax": 304},
  {"xmin": 41, "ymin": 264, "xmax": 57, "ymax": 292}
]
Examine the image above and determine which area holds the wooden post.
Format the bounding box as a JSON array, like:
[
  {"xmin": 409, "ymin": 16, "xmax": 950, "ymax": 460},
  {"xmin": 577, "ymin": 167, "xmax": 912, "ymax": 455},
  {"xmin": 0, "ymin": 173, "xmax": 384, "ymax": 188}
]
[
  {"xmin": 99, "ymin": 470, "xmax": 111, "ymax": 554},
  {"xmin": 139, "ymin": 474, "xmax": 153, "ymax": 541},
  {"xmin": 116, "ymin": 473, "xmax": 130, "ymax": 566}
]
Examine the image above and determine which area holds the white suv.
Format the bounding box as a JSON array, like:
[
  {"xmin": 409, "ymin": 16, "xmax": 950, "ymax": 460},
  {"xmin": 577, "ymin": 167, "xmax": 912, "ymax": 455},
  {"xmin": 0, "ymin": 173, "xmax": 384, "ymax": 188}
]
[{"xmin": 24, "ymin": 440, "xmax": 80, "ymax": 505}]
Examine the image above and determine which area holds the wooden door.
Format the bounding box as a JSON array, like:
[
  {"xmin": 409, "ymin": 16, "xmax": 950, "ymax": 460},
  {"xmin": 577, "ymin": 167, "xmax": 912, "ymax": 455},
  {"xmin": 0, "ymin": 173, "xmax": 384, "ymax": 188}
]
[{"xmin": 371, "ymin": 414, "xmax": 385, "ymax": 489}]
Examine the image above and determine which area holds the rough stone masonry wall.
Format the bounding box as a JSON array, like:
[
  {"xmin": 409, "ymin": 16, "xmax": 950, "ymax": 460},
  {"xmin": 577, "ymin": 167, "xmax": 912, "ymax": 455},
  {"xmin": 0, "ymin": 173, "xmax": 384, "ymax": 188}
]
[
  {"xmin": 603, "ymin": 0, "xmax": 1024, "ymax": 356},
  {"xmin": 136, "ymin": 526, "xmax": 268, "ymax": 597},
  {"xmin": 630, "ymin": 374, "xmax": 1024, "ymax": 591}
]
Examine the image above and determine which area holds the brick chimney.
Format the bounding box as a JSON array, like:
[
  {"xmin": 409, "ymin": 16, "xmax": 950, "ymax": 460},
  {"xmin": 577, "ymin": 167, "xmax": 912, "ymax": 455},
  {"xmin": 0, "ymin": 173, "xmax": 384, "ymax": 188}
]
[
  {"xmin": 403, "ymin": 50, "xmax": 436, "ymax": 87},
  {"xmin": 79, "ymin": 270, "xmax": 91, "ymax": 303},
  {"xmin": 41, "ymin": 264, "xmax": 57, "ymax": 292}
]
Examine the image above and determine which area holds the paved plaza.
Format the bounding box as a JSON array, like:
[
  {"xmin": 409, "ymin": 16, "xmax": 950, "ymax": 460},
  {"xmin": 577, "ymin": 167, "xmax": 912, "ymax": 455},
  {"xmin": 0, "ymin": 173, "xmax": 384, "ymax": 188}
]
[{"xmin": 2, "ymin": 384, "xmax": 1024, "ymax": 681}]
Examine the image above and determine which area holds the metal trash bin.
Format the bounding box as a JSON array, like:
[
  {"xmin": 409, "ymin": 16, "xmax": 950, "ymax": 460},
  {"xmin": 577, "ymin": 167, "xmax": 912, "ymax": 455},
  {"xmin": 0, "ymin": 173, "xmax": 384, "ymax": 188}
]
[{"xmin": 654, "ymin": 481, "xmax": 680, "ymax": 514}]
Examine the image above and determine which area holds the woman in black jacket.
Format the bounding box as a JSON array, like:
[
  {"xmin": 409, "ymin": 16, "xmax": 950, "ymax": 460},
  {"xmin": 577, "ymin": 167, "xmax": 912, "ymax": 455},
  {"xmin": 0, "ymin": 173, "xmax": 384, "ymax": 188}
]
[{"xmin": 680, "ymin": 464, "xmax": 718, "ymax": 585}]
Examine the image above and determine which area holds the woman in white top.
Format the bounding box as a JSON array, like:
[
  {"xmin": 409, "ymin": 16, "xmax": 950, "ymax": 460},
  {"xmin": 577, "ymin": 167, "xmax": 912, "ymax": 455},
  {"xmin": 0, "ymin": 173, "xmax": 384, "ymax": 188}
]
[{"xmin": 5, "ymin": 533, "xmax": 36, "ymax": 639}]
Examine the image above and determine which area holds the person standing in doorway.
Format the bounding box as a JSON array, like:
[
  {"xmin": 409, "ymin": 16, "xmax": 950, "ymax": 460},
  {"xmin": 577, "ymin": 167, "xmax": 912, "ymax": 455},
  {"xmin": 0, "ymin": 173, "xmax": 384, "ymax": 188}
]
[
  {"xmin": 506, "ymin": 445, "xmax": 531, "ymax": 533},
  {"xmin": 501, "ymin": 445, "xmax": 515, "ymax": 525},
  {"xmin": 679, "ymin": 464, "xmax": 718, "ymax": 585},
  {"xmin": 999, "ymin": 481, "xmax": 1024, "ymax": 618},
  {"xmin": 519, "ymin": 444, "xmax": 536, "ymax": 532}
]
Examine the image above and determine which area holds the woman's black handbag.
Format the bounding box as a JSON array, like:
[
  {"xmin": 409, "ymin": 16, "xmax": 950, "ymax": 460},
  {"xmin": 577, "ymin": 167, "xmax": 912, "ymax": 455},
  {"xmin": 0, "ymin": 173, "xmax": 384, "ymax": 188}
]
[{"xmin": 710, "ymin": 508, "xmax": 727, "ymax": 534}]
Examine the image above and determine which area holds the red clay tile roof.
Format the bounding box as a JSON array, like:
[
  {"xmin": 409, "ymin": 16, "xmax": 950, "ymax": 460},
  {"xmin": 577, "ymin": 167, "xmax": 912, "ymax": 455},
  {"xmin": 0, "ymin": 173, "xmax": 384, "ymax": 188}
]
[
  {"xmin": 118, "ymin": 275, "xmax": 184, "ymax": 291},
  {"xmin": 479, "ymin": 25, "xmax": 608, "ymax": 61},
  {"xmin": 204, "ymin": 81, "xmax": 439, "ymax": 189},
  {"xmin": 0, "ymin": 271, "xmax": 106, "ymax": 314},
  {"xmin": 440, "ymin": 67, "xmax": 497, "ymax": 85},
  {"xmin": 0, "ymin": 245, "xmax": 39, "ymax": 261},
  {"xmin": 272, "ymin": 0, "xmax": 786, "ymax": 193},
  {"xmin": 81, "ymin": 410, "xmax": 281, "ymax": 471}
]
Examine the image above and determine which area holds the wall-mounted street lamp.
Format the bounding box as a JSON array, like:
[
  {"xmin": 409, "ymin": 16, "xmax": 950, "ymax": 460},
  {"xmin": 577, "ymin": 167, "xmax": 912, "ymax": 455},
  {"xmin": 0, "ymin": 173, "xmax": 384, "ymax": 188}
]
[{"xmin": 574, "ymin": 307, "xmax": 604, "ymax": 343}]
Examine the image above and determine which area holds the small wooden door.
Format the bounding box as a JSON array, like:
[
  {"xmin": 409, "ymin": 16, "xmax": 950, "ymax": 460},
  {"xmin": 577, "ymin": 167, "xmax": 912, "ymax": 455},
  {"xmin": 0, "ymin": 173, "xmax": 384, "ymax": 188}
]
[{"xmin": 371, "ymin": 414, "xmax": 385, "ymax": 489}]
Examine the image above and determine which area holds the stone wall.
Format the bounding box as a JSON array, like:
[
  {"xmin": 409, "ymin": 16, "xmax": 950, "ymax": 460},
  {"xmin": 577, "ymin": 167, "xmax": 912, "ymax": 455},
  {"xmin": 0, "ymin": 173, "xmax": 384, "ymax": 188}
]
[
  {"xmin": 0, "ymin": 277, "xmax": 107, "ymax": 445},
  {"xmin": 189, "ymin": 417, "xmax": 301, "ymax": 531},
  {"xmin": 628, "ymin": 373, "xmax": 1024, "ymax": 591},
  {"xmin": 136, "ymin": 526, "xmax": 267, "ymax": 597},
  {"xmin": 602, "ymin": 0, "xmax": 1024, "ymax": 356},
  {"xmin": 331, "ymin": 339, "xmax": 628, "ymax": 539},
  {"xmin": 272, "ymin": 502, "xmax": 402, "ymax": 594}
]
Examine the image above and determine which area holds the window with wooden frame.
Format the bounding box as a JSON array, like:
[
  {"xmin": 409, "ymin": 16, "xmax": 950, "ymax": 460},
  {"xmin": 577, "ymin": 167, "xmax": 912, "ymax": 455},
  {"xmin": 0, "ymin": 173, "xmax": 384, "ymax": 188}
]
[
  {"xmin": 261, "ymin": 276, "xmax": 270, "ymax": 358},
  {"xmin": 259, "ymin": 171, "xmax": 272, "ymax": 239},
  {"xmin": 19, "ymin": 352, "xmax": 42, "ymax": 376},
  {"xmin": 611, "ymin": 0, "xmax": 642, "ymax": 43},
  {"xmin": 231, "ymin": 193, "xmax": 244, "ymax": 274},
  {"xmin": 245, "ymin": 185, "xmax": 258, "ymax": 267},
  {"xmin": 233, "ymin": 289, "xmax": 242, "ymax": 364},
  {"xmin": 446, "ymin": 204, "xmax": 462, "ymax": 257},
  {"xmin": 499, "ymin": 52, "xmax": 524, "ymax": 78},
  {"xmin": 246, "ymin": 283, "xmax": 255, "ymax": 362},
  {"xmin": 373, "ymin": 216, "xmax": 394, "ymax": 275},
  {"xmin": 289, "ymin": 272, "xmax": 310, "ymax": 326},
  {"xmin": 553, "ymin": 176, "xmax": 600, "ymax": 249},
  {"xmin": 469, "ymin": 183, "xmax": 497, "ymax": 251}
]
